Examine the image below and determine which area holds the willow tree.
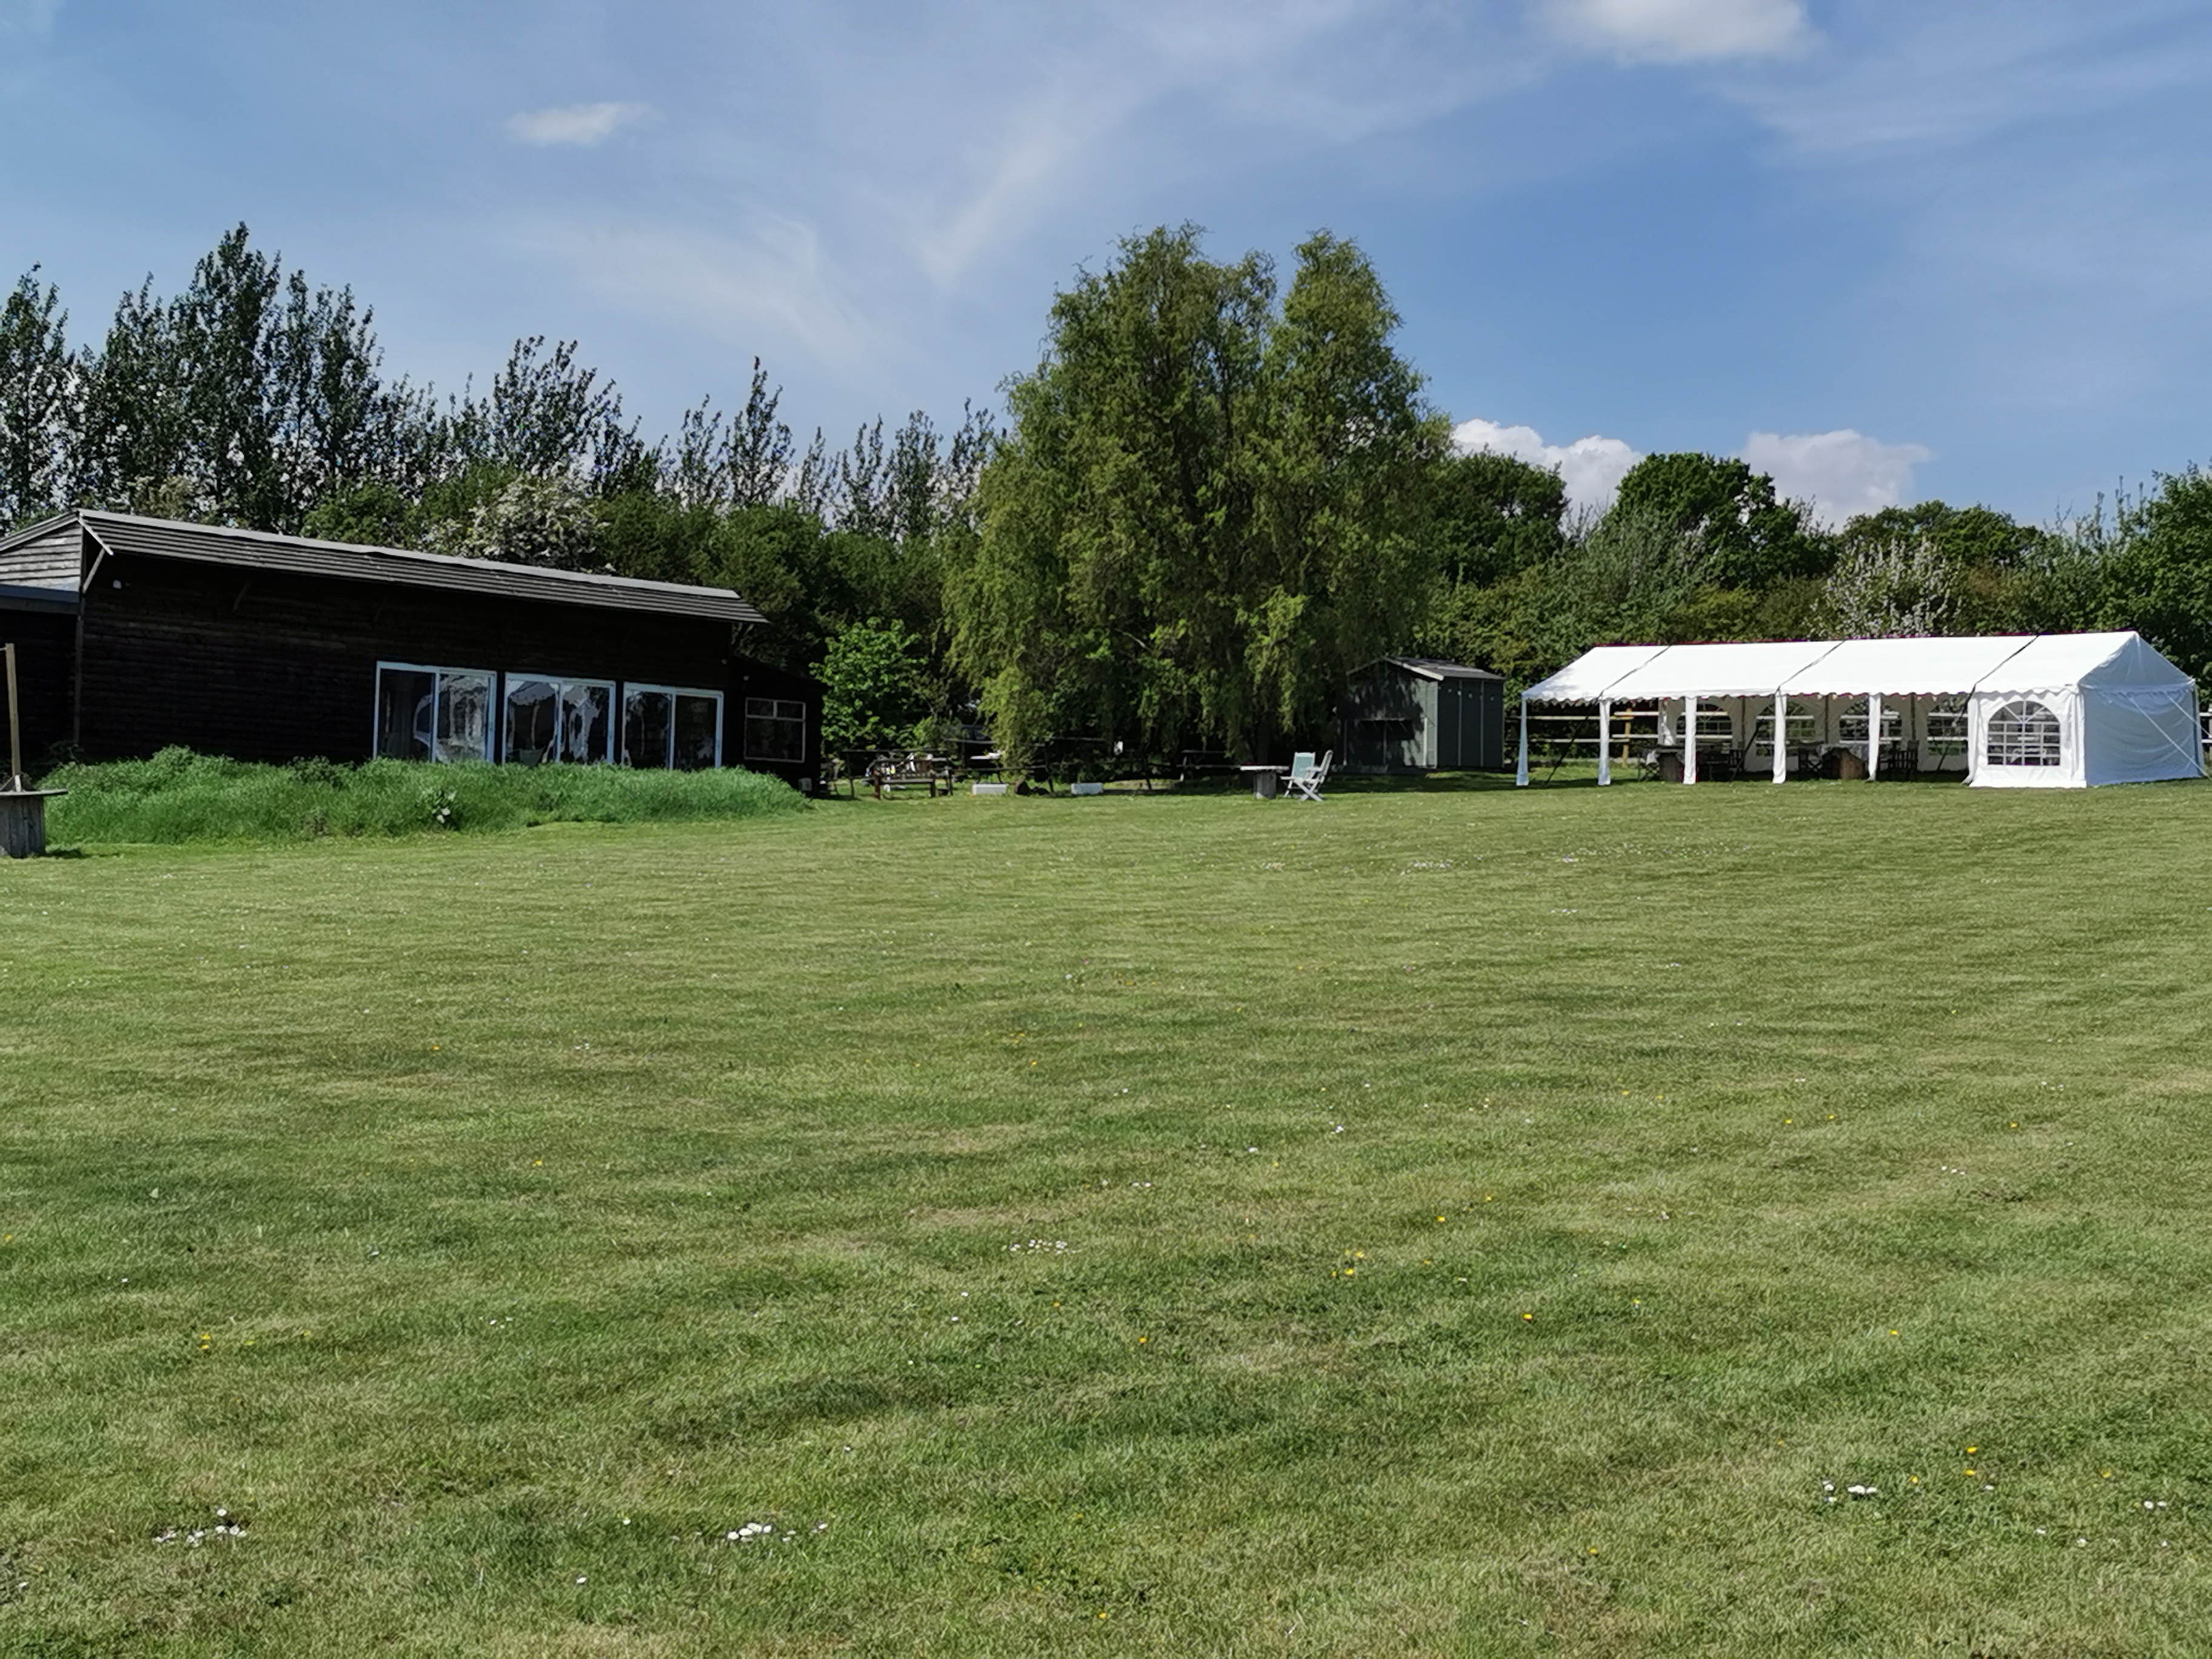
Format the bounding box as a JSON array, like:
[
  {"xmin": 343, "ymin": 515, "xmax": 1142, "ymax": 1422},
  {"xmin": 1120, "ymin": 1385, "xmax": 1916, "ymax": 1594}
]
[{"xmin": 948, "ymin": 225, "xmax": 1444, "ymax": 763}]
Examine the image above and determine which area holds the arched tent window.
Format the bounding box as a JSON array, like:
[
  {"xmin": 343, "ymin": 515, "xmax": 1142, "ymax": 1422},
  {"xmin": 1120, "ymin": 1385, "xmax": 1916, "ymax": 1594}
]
[
  {"xmin": 1986, "ymin": 700, "xmax": 2062, "ymax": 766},
  {"xmin": 1926, "ymin": 694, "xmax": 1968, "ymax": 759},
  {"xmin": 1835, "ymin": 697, "xmax": 1903, "ymax": 746},
  {"xmin": 1751, "ymin": 699, "xmax": 1819, "ymax": 749}
]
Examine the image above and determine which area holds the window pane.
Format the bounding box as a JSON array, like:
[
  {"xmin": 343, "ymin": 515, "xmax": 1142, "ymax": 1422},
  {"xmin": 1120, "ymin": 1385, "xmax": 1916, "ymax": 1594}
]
[
  {"xmin": 1836, "ymin": 699, "xmax": 1903, "ymax": 743},
  {"xmin": 744, "ymin": 695, "xmax": 805, "ymax": 761},
  {"xmin": 375, "ymin": 668, "xmax": 437, "ymax": 761},
  {"xmin": 563, "ymin": 682, "xmax": 612, "ymax": 764},
  {"xmin": 624, "ymin": 689, "xmax": 672, "ymax": 767},
  {"xmin": 1927, "ymin": 695, "xmax": 1968, "ymax": 756},
  {"xmin": 1987, "ymin": 700, "xmax": 2060, "ymax": 766},
  {"xmin": 506, "ymin": 679, "xmax": 558, "ymax": 765},
  {"xmin": 674, "ymin": 694, "xmax": 720, "ymax": 770},
  {"xmin": 1752, "ymin": 701, "xmax": 1818, "ymax": 746},
  {"xmin": 436, "ymin": 671, "xmax": 494, "ymax": 763}
]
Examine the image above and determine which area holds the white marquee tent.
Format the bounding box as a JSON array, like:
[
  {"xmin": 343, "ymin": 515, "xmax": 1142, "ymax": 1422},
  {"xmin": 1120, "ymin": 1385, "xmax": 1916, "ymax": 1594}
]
[{"xmin": 1516, "ymin": 631, "xmax": 2202, "ymax": 789}]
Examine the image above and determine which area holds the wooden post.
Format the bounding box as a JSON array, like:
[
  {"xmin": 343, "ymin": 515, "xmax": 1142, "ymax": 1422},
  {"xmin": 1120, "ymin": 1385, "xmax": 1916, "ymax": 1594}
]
[{"xmin": 4, "ymin": 642, "xmax": 20, "ymax": 791}]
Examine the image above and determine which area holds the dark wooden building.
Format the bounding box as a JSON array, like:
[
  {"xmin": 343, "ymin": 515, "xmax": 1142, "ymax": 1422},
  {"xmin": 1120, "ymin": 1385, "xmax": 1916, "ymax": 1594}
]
[
  {"xmin": 1338, "ymin": 656, "xmax": 1506, "ymax": 773},
  {"xmin": 0, "ymin": 511, "xmax": 821, "ymax": 788}
]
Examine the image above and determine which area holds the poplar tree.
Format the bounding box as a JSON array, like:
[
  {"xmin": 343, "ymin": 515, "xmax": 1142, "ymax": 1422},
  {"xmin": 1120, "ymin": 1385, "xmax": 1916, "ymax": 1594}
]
[{"xmin": 0, "ymin": 267, "xmax": 75, "ymax": 529}]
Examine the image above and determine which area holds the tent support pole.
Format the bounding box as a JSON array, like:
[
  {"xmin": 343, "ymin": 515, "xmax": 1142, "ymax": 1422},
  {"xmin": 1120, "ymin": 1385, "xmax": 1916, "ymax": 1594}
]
[
  {"xmin": 1868, "ymin": 694, "xmax": 1883, "ymax": 780},
  {"xmin": 1683, "ymin": 697, "xmax": 1698, "ymax": 785},
  {"xmin": 1597, "ymin": 700, "xmax": 1612, "ymax": 786},
  {"xmin": 1772, "ymin": 691, "xmax": 1787, "ymax": 783},
  {"xmin": 1515, "ymin": 697, "xmax": 1529, "ymax": 786}
]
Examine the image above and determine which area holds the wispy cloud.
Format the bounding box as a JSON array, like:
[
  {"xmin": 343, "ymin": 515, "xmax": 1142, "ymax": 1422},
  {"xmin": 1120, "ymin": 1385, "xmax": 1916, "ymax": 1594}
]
[
  {"xmin": 902, "ymin": 1, "xmax": 1529, "ymax": 286},
  {"xmin": 1724, "ymin": 4, "xmax": 2200, "ymax": 158},
  {"xmin": 516, "ymin": 215, "xmax": 885, "ymax": 383},
  {"xmin": 0, "ymin": 0, "xmax": 59, "ymax": 35},
  {"xmin": 1537, "ymin": 0, "xmax": 1812, "ymax": 63},
  {"xmin": 506, "ymin": 101, "xmax": 651, "ymax": 147}
]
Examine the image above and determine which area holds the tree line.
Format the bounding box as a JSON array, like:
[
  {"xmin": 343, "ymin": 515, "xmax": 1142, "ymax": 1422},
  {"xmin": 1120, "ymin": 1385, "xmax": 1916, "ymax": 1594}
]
[
  {"xmin": 0, "ymin": 226, "xmax": 988, "ymax": 748},
  {"xmin": 7, "ymin": 223, "xmax": 2212, "ymax": 768}
]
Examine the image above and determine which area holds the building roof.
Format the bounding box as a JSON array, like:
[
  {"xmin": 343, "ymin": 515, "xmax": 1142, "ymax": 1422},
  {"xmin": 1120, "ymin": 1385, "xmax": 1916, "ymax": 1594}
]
[
  {"xmin": 0, "ymin": 509, "xmax": 768, "ymax": 625},
  {"xmin": 1979, "ymin": 631, "xmax": 2185, "ymax": 693},
  {"xmin": 1600, "ymin": 640, "xmax": 1836, "ymax": 700},
  {"xmin": 1777, "ymin": 635, "xmax": 2034, "ymax": 697},
  {"xmin": 1524, "ymin": 632, "xmax": 2195, "ymax": 703},
  {"xmin": 1516, "ymin": 643, "xmax": 1668, "ymax": 702},
  {"xmin": 1376, "ymin": 656, "xmax": 1504, "ymax": 682}
]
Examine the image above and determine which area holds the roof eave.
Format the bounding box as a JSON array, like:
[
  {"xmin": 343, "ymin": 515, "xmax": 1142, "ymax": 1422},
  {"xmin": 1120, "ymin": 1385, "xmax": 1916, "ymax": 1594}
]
[
  {"xmin": 76, "ymin": 510, "xmax": 768, "ymax": 625},
  {"xmin": 0, "ymin": 581, "xmax": 79, "ymax": 614}
]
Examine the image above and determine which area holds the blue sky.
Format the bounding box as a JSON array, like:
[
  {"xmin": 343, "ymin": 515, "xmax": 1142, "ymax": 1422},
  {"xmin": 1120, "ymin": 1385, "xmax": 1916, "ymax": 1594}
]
[{"xmin": 4, "ymin": 0, "xmax": 2208, "ymax": 525}]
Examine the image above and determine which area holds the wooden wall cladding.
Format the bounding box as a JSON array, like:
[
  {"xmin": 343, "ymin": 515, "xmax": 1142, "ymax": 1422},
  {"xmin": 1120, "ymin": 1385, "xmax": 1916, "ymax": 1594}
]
[{"xmin": 78, "ymin": 555, "xmax": 736, "ymax": 763}]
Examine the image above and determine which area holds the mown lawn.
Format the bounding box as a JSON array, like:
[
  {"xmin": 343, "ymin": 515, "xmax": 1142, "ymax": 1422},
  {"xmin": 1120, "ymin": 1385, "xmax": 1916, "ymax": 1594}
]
[{"xmin": 2, "ymin": 773, "xmax": 2210, "ymax": 1655}]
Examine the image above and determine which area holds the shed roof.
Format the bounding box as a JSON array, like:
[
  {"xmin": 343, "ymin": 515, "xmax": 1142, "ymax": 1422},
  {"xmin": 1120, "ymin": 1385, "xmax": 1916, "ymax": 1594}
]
[
  {"xmin": 1377, "ymin": 656, "xmax": 1504, "ymax": 682},
  {"xmin": 0, "ymin": 510, "xmax": 768, "ymax": 624}
]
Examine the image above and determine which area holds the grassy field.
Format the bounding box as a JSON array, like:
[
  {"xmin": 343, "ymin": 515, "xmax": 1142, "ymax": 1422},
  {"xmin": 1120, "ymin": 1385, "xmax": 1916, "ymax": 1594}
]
[{"xmin": 3, "ymin": 771, "xmax": 2210, "ymax": 1655}]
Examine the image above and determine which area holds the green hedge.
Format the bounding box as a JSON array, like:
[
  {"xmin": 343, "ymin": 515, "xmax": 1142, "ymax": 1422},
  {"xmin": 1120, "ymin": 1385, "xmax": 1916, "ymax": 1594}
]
[{"xmin": 38, "ymin": 748, "xmax": 806, "ymax": 844}]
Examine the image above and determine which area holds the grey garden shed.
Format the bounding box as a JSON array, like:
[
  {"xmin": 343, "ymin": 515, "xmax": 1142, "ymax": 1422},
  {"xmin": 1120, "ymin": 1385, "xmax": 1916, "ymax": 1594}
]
[{"xmin": 1339, "ymin": 657, "xmax": 1506, "ymax": 773}]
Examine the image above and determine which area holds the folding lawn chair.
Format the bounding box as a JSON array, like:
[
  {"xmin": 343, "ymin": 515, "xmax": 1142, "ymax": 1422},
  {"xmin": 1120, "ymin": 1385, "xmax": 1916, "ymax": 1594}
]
[{"xmin": 1284, "ymin": 749, "xmax": 1331, "ymax": 802}]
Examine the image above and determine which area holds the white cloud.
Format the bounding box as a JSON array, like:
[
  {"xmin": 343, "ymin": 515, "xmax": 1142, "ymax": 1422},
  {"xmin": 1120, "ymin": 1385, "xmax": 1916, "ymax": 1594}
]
[
  {"xmin": 505, "ymin": 102, "xmax": 651, "ymax": 147},
  {"xmin": 1452, "ymin": 417, "xmax": 1643, "ymax": 510},
  {"xmin": 1452, "ymin": 420, "xmax": 1930, "ymax": 525},
  {"xmin": 1743, "ymin": 429, "xmax": 1931, "ymax": 526},
  {"xmin": 1538, "ymin": 0, "xmax": 1812, "ymax": 62}
]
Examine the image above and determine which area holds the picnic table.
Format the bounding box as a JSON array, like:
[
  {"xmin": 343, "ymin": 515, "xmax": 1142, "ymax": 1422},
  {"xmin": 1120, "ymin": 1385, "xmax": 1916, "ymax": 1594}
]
[
  {"xmin": 1238, "ymin": 763, "xmax": 1287, "ymax": 799},
  {"xmin": 863, "ymin": 751, "xmax": 956, "ymax": 797}
]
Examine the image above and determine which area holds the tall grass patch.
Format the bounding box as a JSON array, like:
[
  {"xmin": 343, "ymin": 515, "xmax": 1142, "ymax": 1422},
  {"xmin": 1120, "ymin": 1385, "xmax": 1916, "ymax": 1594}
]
[{"xmin": 38, "ymin": 747, "xmax": 804, "ymax": 843}]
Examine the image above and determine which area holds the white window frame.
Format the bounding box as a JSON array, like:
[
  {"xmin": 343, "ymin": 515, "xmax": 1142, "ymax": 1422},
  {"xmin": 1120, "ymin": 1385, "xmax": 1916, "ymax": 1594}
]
[
  {"xmin": 622, "ymin": 683, "xmax": 724, "ymax": 769},
  {"xmin": 743, "ymin": 695, "xmax": 808, "ymax": 763},
  {"xmin": 503, "ymin": 672, "xmax": 617, "ymax": 766},
  {"xmin": 1749, "ymin": 698, "xmax": 1820, "ymax": 757},
  {"xmin": 1925, "ymin": 694, "xmax": 1969, "ymax": 759},
  {"xmin": 373, "ymin": 661, "xmax": 497, "ymax": 763},
  {"xmin": 1986, "ymin": 699, "xmax": 2062, "ymax": 767},
  {"xmin": 1835, "ymin": 696, "xmax": 1905, "ymax": 747}
]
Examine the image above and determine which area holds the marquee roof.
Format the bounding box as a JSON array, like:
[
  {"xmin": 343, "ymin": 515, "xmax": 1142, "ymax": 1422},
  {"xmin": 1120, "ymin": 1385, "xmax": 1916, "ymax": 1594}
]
[
  {"xmin": 1598, "ymin": 640, "xmax": 1835, "ymax": 700},
  {"xmin": 1777, "ymin": 635, "xmax": 2033, "ymax": 697},
  {"xmin": 1524, "ymin": 632, "xmax": 2194, "ymax": 704}
]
